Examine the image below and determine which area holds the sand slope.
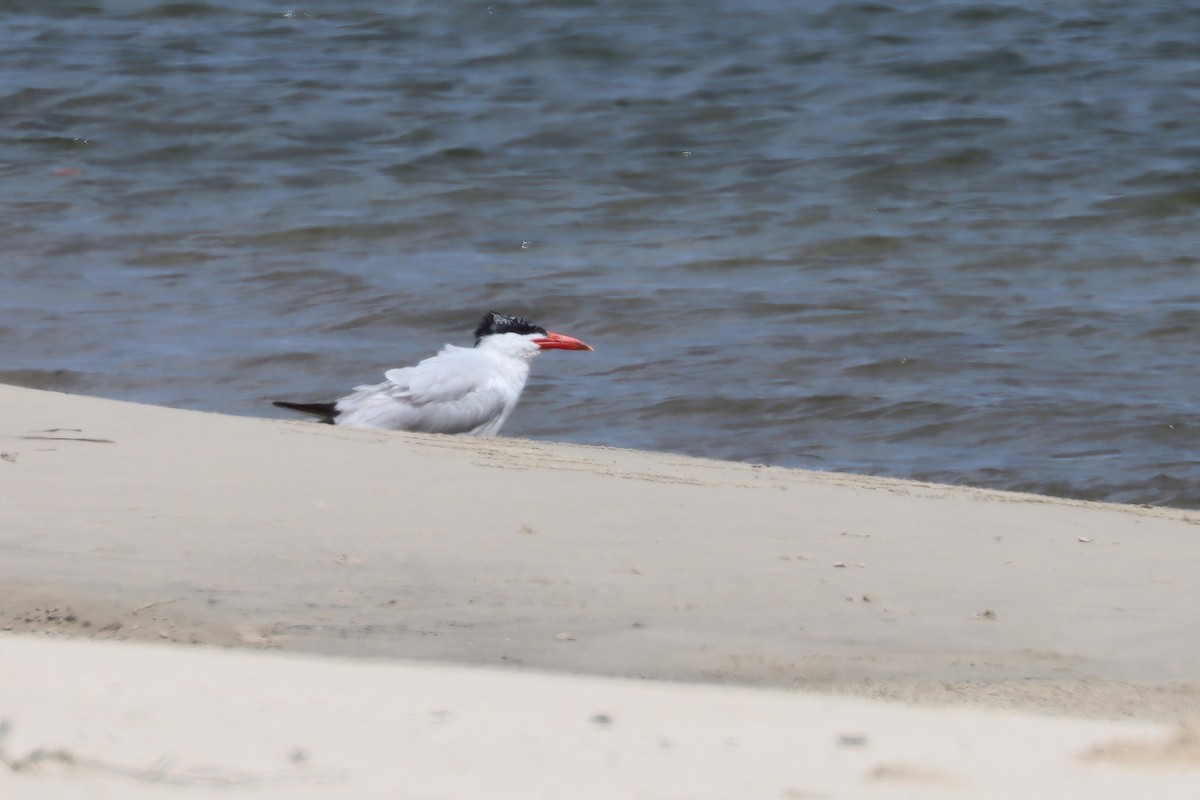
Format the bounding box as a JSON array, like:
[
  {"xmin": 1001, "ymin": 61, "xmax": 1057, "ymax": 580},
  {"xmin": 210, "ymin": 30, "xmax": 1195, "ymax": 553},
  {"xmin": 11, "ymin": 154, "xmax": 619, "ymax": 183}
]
[
  {"xmin": 2, "ymin": 383, "xmax": 1200, "ymax": 795},
  {"xmin": 2, "ymin": 384, "xmax": 1198, "ymax": 716}
]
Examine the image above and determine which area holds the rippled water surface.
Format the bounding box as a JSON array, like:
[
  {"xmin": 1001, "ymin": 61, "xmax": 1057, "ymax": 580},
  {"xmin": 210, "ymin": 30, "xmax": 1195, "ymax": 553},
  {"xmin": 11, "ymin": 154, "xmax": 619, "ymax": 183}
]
[{"xmin": 2, "ymin": 1, "xmax": 1198, "ymax": 507}]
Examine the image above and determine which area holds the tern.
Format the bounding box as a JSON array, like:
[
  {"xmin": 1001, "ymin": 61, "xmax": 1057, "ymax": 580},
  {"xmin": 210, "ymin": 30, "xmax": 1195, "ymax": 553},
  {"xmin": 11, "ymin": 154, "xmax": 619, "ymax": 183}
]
[{"xmin": 272, "ymin": 311, "xmax": 593, "ymax": 436}]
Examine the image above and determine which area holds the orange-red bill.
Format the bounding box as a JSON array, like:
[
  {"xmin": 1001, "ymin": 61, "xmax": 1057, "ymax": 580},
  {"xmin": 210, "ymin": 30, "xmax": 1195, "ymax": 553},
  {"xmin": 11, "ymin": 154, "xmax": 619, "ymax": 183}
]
[{"xmin": 535, "ymin": 332, "xmax": 594, "ymax": 351}]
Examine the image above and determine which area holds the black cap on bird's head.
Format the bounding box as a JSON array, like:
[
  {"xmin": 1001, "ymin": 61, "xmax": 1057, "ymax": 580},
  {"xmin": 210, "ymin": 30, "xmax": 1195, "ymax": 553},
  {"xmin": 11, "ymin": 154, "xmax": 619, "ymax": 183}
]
[
  {"xmin": 473, "ymin": 311, "xmax": 594, "ymax": 352},
  {"xmin": 474, "ymin": 311, "xmax": 547, "ymax": 344}
]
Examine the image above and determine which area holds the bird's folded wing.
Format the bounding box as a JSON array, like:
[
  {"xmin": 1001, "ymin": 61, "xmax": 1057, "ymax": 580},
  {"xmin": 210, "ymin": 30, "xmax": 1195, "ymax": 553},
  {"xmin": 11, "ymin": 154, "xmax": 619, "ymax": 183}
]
[
  {"xmin": 338, "ymin": 347, "xmax": 511, "ymax": 433},
  {"xmin": 384, "ymin": 346, "xmax": 494, "ymax": 406}
]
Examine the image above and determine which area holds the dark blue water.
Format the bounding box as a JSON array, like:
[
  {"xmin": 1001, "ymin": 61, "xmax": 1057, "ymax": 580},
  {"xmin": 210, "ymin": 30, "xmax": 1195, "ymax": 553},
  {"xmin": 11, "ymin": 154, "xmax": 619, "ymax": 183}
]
[{"xmin": 2, "ymin": 1, "xmax": 1198, "ymax": 506}]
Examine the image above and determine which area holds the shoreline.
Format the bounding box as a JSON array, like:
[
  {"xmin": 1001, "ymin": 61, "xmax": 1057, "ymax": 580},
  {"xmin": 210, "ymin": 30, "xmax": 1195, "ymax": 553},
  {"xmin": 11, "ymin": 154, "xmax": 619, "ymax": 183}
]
[
  {"xmin": 2, "ymin": 382, "xmax": 1200, "ymax": 794},
  {"xmin": 2, "ymin": 383, "xmax": 1198, "ymax": 714}
]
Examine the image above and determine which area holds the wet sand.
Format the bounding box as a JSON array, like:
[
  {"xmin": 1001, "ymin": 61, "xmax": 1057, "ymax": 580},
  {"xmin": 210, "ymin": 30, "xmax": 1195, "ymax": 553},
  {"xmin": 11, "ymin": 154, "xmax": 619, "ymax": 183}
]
[{"xmin": 1, "ymin": 383, "xmax": 1199, "ymax": 796}]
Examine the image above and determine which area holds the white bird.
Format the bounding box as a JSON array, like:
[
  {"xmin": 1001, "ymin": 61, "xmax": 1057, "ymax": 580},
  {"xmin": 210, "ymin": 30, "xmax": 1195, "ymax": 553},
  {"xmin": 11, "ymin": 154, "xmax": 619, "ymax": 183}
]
[{"xmin": 273, "ymin": 311, "xmax": 593, "ymax": 436}]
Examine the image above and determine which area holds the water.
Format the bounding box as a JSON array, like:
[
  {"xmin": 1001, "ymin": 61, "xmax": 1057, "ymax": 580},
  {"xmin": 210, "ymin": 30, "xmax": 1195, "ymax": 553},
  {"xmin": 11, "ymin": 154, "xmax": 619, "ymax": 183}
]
[{"xmin": 2, "ymin": 1, "xmax": 1198, "ymax": 507}]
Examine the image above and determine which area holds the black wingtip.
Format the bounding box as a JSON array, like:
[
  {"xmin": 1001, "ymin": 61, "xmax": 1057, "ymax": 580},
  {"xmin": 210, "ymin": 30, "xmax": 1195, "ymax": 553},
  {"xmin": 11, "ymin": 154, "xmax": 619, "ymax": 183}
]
[{"xmin": 273, "ymin": 400, "xmax": 339, "ymax": 424}]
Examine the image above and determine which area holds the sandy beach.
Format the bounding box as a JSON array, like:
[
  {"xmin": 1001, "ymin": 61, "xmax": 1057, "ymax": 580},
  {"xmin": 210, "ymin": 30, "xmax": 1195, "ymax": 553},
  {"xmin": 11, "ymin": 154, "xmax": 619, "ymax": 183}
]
[{"xmin": 2, "ymin": 382, "xmax": 1199, "ymax": 797}]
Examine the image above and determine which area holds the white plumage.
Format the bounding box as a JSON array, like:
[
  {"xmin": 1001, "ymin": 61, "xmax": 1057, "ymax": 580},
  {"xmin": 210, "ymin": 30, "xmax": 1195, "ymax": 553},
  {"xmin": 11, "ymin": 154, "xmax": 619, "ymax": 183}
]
[
  {"xmin": 273, "ymin": 312, "xmax": 592, "ymax": 436},
  {"xmin": 335, "ymin": 339, "xmax": 540, "ymax": 435}
]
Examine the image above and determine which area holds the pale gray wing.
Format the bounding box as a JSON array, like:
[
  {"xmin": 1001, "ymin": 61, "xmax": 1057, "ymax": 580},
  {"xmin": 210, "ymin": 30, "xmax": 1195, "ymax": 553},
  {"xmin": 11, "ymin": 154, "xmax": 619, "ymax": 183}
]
[{"xmin": 336, "ymin": 347, "xmax": 514, "ymax": 434}]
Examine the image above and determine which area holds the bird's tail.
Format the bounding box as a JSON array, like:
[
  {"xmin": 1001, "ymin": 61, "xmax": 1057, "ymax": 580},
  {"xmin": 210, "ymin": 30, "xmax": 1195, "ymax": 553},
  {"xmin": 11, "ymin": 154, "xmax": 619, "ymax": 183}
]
[{"xmin": 272, "ymin": 400, "xmax": 339, "ymax": 424}]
